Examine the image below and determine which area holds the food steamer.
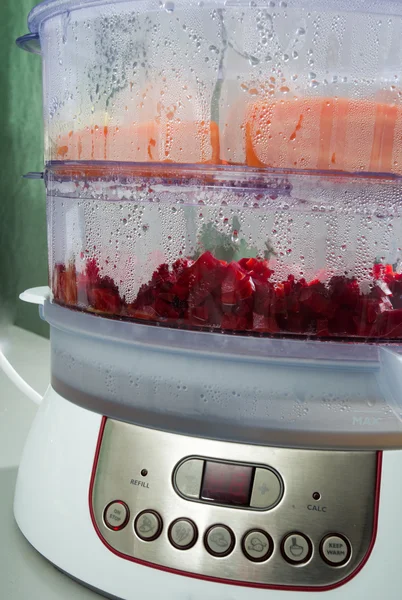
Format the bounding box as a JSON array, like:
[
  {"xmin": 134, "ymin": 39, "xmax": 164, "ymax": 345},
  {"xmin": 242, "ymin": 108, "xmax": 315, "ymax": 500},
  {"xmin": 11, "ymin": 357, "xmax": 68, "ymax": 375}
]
[{"xmin": 10, "ymin": 0, "xmax": 402, "ymax": 597}]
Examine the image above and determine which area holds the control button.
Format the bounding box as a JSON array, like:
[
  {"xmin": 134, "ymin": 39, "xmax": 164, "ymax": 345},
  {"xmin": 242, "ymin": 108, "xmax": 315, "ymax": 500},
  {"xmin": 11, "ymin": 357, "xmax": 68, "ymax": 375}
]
[
  {"xmin": 103, "ymin": 501, "xmax": 130, "ymax": 531},
  {"xmin": 320, "ymin": 534, "xmax": 351, "ymax": 566},
  {"xmin": 175, "ymin": 459, "xmax": 204, "ymax": 499},
  {"xmin": 205, "ymin": 524, "xmax": 235, "ymax": 557},
  {"xmin": 242, "ymin": 529, "xmax": 273, "ymax": 562},
  {"xmin": 250, "ymin": 467, "xmax": 283, "ymax": 510},
  {"xmin": 282, "ymin": 533, "xmax": 312, "ymax": 564},
  {"xmin": 168, "ymin": 518, "xmax": 198, "ymax": 550},
  {"xmin": 134, "ymin": 510, "xmax": 163, "ymax": 541}
]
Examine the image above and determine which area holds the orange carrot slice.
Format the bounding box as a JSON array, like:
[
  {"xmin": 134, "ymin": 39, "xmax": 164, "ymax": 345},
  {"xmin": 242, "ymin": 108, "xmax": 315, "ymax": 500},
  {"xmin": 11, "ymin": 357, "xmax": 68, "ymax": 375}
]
[
  {"xmin": 244, "ymin": 96, "xmax": 402, "ymax": 173},
  {"xmin": 53, "ymin": 120, "xmax": 220, "ymax": 167},
  {"xmin": 53, "ymin": 97, "xmax": 402, "ymax": 176}
]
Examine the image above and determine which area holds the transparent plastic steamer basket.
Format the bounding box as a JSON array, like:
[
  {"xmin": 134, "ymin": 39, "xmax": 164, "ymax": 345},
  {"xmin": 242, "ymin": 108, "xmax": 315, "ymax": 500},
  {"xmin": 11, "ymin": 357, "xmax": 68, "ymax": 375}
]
[
  {"xmin": 16, "ymin": 0, "xmax": 402, "ymax": 448},
  {"xmin": 17, "ymin": 0, "xmax": 402, "ymax": 339},
  {"xmin": 43, "ymin": 164, "xmax": 402, "ymax": 452},
  {"xmin": 19, "ymin": 0, "xmax": 402, "ymax": 168}
]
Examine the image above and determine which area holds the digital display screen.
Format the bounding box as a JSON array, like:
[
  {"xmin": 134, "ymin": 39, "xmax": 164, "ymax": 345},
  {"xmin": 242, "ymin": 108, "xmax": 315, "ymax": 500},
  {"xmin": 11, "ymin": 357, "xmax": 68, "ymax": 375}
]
[{"xmin": 201, "ymin": 461, "xmax": 254, "ymax": 506}]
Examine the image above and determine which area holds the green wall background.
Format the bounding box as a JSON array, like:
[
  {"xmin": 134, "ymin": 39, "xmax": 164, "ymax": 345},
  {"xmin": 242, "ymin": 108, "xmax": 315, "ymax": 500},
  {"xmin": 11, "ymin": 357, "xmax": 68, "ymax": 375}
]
[{"xmin": 0, "ymin": 0, "xmax": 49, "ymax": 338}]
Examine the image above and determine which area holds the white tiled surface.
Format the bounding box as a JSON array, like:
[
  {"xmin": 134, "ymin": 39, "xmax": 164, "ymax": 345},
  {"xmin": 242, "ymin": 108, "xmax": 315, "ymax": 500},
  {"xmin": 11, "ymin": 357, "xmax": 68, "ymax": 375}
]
[{"xmin": 0, "ymin": 326, "xmax": 101, "ymax": 599}]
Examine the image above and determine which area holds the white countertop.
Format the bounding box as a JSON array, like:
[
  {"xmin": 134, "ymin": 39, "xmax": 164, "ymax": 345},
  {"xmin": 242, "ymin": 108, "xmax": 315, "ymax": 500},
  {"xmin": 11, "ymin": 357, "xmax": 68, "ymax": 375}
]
[{"xmin": 0, "ymin": 326, "xmax": 101, "ymax": 599}]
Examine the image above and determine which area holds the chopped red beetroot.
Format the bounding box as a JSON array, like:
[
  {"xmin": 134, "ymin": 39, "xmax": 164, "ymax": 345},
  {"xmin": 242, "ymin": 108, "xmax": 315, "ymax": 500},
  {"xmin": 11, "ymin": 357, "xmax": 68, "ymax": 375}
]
[
  {"xmin": 85, "ymin": 258, "xmax": 101, "ymax": 284},
  {"xmin": 126, "ymin": 304, "xmax": 158, "ymax": 321},
  {"xmin": 52, "ymin": 264, "xmax": 65, "ymax": 302},
  {"xmin": 60, "ymin": 258, "xmax": 125, "ymax": 314},
  {"xmin": 383, "ymin": 271, "xmax": 402, "ymax": 309},
  {"xmin": 328, "ymin": 276, "xmax": 361, "ymax": 310},
  {"xmin": 221, "ymin": 313, "xmax": 250, "ymax": 331},
  {"xmin": 52, "ymin": 253, "xmax": 402, "ymax": 340},
  {"xmin": 240, "ymin": 257, "xmax": 274, "ymax": 279},
  {"xmin": 188, "ymin": 253, "xmax": 227, "ymax": 306},
  {"xmin": 53, "ymin": 262, "xmax": 77, "ymax": 305},
  {"xmin": 221, "ymin": 262, "xmax": 255, "ymax": 305},
  {"xmin": 300, "ymin": 281, "xmax": 334, "ymax": 317},
  {"xmin": 253, "ymin": 279, "xmax": 275, "ymax": 315},
  {"xmin": 190, "ymin": 295, "xmax": 224, "ymax": 328},
  {"xmin": 90, "ymin": 286, "xmax": 122, "ymax": 313},
  {"xmin": 376, "ymin": 308, "xmax": 402, "ymax": 338},
  {"xmin": 172, "ymin": 258, "xmax": 194, "ymax": 277},
  {"xmin": 253, "ymin": 312, "xmax": 280, "ymax": 333},
  {"xmin": 316, "ymin": 319, "xmax": 330, "ymax": 337}
]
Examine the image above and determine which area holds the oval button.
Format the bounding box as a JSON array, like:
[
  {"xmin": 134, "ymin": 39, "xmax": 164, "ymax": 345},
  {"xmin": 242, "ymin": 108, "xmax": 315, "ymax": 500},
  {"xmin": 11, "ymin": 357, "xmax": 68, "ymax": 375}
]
[
  {"xmin": 282, "ymin": 533, "xmax": 312, "ymax": 564},
  {"xmin": 242, "ymin": 529, "xmax": 273, "ymax": 562},
  {"xmin": 204, "ymin": 524, "xmax": 235, "ymax": 557},
  {"xmin": 250, "ymin": 467, "xmax": 283, "ymax": 510},
  {"xmin": 134, "ymin": 510, "xmax": 163, "ymax": 541},
  {"xmin": 174, "ymin": 459, "xmax": 204, "ymax": 499}
]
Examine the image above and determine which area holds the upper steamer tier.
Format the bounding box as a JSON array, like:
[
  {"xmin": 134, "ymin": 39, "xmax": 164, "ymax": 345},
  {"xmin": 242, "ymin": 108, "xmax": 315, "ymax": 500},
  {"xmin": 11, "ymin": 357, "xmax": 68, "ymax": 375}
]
[{"xmin": 23, "ymin": 0, "xmax": 402, "ymax": 341}]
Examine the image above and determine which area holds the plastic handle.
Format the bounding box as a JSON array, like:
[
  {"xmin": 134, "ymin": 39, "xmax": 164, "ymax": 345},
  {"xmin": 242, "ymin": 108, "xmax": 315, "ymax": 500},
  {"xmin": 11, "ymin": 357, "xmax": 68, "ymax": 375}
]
[
  {"xmin": 0, "ymin": 352, "xmax": 43, "ymax": 405},
  {"xmin": 0, "ymin": 286, "xmax": 51, "ymax": 405},
  {"xmin": 19, "ymin": 287, "xmax": 50, "ymax": 305},
  {"xmin": 16, "ymin": 33, "xmax": 41, "ymax": 55}
]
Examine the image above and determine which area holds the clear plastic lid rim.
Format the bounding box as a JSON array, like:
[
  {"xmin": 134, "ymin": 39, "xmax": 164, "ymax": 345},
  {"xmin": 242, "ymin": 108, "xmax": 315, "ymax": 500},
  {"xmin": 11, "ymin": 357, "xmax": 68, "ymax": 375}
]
[{"xmin": 27, "ymin": 0, "xmax": 402, "ymax": 35}]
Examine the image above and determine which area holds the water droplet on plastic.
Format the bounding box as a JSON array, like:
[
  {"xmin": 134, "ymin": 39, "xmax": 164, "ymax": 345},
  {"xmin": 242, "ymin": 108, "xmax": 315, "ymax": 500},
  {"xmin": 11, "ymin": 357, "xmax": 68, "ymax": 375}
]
[{"xmin": 249, "ymin": 56, "xmax": 260, "ymax": 67}]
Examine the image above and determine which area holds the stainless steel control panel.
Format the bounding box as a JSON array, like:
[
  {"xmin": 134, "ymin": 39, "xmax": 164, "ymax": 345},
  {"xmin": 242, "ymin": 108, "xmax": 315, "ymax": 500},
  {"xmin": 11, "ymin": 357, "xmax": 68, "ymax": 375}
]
[{"xmin": 90, "ymin": 419, "xmax": 379, "ymax": 589}]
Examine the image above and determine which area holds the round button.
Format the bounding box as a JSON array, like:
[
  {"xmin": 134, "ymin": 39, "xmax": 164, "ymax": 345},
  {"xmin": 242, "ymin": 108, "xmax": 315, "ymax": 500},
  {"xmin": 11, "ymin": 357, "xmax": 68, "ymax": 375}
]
[
  {"xmin": 168, "ymin": 518, "xmax": 198, "ymax": 550},
  {"xmin": 103, "ymin": 501, "xmax": 129, "ymax": 531},
  {"xmin": 204, "ymin": 525, "xmax": 235, "ymax": 557},
  {"xmin": 282, "ymin": 533, "xmax": 312, "ymax": 564},
  {"xmin": 242, "ymin": 529, "xmax": 273, "ymax": 562},
  {"xmin": 320, "ymin": 534, "xmax": 351, "ymax": 566},
  {"xmin": 134, "ymin": 510, "xmax": 163, "ymax": 541}
]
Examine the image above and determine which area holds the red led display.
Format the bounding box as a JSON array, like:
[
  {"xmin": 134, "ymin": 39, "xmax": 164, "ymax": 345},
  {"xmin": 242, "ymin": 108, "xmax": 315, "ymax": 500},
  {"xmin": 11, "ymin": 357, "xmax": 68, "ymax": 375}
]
[{"xmin": 201, "ymin": 461, "xmax": 254, "ymax": 507}]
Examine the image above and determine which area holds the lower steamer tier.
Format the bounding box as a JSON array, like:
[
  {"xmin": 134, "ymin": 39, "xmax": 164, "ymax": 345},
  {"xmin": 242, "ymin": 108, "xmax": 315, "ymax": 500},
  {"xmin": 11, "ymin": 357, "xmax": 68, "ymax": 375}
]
[
  {"xmin": 53, "ymin": 253, "xmax": 402, "ymax": 341},
  {"xmin": 15, "ymin": 387, "xmax": 399, "ymax": 600}
]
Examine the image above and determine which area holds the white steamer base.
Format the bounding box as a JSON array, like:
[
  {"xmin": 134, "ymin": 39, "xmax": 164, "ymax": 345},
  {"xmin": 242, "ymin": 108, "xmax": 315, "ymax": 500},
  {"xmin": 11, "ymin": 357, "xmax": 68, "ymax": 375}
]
[{"xmin": 14, "ymin": 387, "xmax": 402, "ymax": 599}]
